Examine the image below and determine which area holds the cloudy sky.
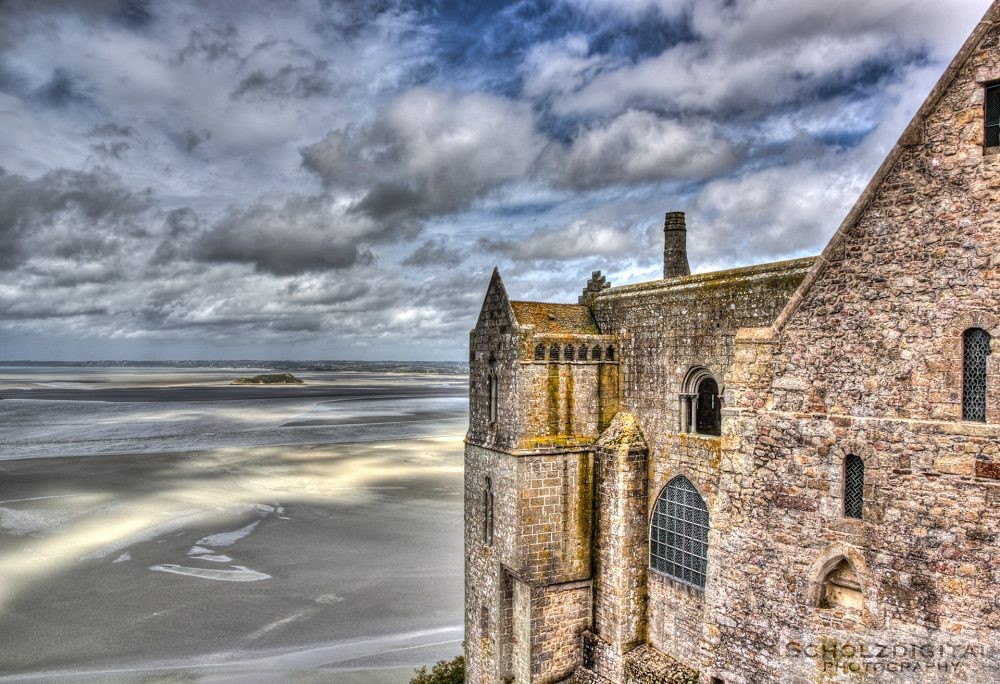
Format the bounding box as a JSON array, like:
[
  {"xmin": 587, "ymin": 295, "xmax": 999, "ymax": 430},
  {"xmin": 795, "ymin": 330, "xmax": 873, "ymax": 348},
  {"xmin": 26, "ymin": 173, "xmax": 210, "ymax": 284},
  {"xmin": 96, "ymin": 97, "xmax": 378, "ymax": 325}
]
[{"xmin": 0, "ymin": 0, "xmax": 992, "ymax": 360}]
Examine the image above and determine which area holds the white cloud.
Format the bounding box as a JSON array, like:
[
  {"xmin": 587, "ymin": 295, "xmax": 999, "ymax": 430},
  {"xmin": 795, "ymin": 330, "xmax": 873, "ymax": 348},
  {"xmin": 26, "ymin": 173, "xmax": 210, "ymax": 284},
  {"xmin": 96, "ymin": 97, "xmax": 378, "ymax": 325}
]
[
  {"xmin": 301, "ymin": 87, "xmax": 546, "ymax": 218},
  {"xmin": 552, "ymin": 110, "xmax": 741, "ymax": 189}
]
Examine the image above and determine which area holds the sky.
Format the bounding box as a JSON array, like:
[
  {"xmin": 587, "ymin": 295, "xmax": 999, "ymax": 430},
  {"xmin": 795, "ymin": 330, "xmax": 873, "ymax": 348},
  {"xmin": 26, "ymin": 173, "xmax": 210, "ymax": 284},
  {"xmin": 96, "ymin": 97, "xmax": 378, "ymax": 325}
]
[{"xmin": 0, "ymin": 0, "xmax": 994, "ymax": 361}]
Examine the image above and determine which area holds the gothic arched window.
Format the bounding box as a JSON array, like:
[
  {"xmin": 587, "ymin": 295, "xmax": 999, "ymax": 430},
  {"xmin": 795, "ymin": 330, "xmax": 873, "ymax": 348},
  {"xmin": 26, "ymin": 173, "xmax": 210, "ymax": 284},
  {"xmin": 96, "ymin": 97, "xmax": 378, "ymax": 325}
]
[
  {"xmin": 549, "ymin": 344, "xmax": 560, "ymax": 362},
  {"xmin": 591, "ymin": 345, "xmax": 602, "ymax": 361},
  {"xmin": 650, "ymin": 476, "xmax": 709, "ymax": 589},
  {"xmin": 844, "ymin": 455, "xmax": 864, "ymax": 519},
  {"xmin": 534, "ymin": 343, "xmax": 546, "ymax": 361},
  {"xmin": 483, "ymin": 476, "xmax": 494, "ymax": 546},
  {"xmin": 963, "ymin": 328, "xmax": 991, "ymax": 422},
  {"xmin": 565, "ymin": 345, "xmax": 575, "ymax": 361},
  {"xmin": 606, "ymin": 346, "xmax": 615, "ymax": 361}
]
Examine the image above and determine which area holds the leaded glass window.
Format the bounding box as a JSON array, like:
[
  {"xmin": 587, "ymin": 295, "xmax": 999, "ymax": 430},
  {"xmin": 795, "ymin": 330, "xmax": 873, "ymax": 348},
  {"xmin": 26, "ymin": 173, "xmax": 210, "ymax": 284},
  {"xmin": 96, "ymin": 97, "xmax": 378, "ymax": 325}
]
[
  {"xmin": 844, "ymin": 455, "xmax": 864, "ymax": 519},
  {"xmin": 650, "ymin": 476, "xmax": 709, "ymax": 589},
  {"xmin": 963, "ymin": 328, "xmax": 991, "ymax": 422},
  {"xmin": 986, "ymin": 84, "xmax": 1000, "ymax": 149}
]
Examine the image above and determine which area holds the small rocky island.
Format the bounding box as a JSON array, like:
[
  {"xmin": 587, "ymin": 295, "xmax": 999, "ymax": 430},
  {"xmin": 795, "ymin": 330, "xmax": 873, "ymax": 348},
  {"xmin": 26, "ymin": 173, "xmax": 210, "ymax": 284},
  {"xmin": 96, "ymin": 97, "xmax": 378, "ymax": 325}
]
[{"xmin": 231, "ymin": 372, "xmax": 305, "ymax": 385}]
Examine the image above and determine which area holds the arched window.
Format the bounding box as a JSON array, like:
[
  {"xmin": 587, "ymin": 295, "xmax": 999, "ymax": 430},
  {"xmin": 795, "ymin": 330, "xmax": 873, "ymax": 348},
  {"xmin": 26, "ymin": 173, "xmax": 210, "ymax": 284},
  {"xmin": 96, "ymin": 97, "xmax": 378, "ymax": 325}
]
[
  {"xmin": 483, "ymin": 477, "xmax": 494, "ymax": 546},
  {"xmin": 681, "ymin": 368, "xmax": 722, "ymax": 436},
  {"xmin": 591, "ymin": 345, "xmax": 602, "ymax": 361},
  {"xmin": 549, "ymin": 344, "xmax": 560, "ymax": 362},
  {"xmin": 963, "ymin": 328, "xmax": 991, "ymax": 422},
  {"xmin": 565, "ymin": 345, "xmax": 575, "ymax": 361},
  {"xmin": 844, "ymin": 455, "xmax": 864, "ymax": 519},
  {"xmin": 534, "ymin": 343, "xmax": 546, "ymax": 361},
  {"xmin": 819, "ymin": 558, "xmax": 862, "ymax": 611},
  {"xmin": 696, "ymin": 377, "xmax": 721, "ymax": 436},
  {"xmin": 650, "ymin": 476, "xmax": 709, "ymax": 589},
  {"xmin": 606, "ymin": 346, "xmax": 615, "ymax": 361}
]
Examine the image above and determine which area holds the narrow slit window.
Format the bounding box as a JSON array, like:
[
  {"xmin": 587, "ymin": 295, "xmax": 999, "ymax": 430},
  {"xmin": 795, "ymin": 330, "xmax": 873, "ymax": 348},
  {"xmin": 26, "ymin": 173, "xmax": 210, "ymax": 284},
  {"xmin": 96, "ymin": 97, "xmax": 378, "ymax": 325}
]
[
  {"xmin": 844, "ymin": 455, "xmax": 864, "ymax": 519},
  {"xmin": 963, "ymin": 328, "xmax": 991, "ymax": 422},
  {"xmin": 650, "ymin": 476, "xmax": 709, "ymax": 589},
  {"xmin": 986, "ymin": 83, "xmax": 1000, "ymax": 150},
  {"xmin": 484, "ymin": 477, "xmax": 494, "ymax": 546},
  {"xmin": 487, "ymin": 356, "xmax": 498, "ymax": 425}
]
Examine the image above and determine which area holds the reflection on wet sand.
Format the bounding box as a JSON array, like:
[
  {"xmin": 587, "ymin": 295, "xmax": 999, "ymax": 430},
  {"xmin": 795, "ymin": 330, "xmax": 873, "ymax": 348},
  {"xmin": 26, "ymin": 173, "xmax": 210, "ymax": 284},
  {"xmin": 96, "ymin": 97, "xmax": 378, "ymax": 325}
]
[{"xmin": 0, "ymin": 367, "xmax": 467, "ymax": 682}]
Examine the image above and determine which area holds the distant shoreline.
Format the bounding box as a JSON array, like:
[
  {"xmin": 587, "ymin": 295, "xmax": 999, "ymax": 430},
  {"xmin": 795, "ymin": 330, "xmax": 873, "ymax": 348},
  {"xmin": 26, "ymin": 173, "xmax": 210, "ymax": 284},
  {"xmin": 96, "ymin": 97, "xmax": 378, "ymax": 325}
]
[{"xmin": 0, "ymin": 360, "xmax": 469, "ymax": 374}]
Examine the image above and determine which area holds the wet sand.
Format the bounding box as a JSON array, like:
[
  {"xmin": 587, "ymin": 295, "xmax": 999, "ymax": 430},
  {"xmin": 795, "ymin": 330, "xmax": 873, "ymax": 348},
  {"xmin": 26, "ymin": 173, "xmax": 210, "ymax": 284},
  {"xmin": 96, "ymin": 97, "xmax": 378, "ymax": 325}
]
[{"xmin": 0, "ymin": 437, "xmax": 465, "ymax": 681}]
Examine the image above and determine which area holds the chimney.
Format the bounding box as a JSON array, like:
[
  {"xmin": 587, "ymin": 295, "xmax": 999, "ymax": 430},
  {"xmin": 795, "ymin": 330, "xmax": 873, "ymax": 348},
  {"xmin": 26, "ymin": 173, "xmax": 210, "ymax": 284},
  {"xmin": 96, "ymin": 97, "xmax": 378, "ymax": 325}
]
[{"xmin": 663, "ymin": 211, "xmax": 690, "ymax": 279}]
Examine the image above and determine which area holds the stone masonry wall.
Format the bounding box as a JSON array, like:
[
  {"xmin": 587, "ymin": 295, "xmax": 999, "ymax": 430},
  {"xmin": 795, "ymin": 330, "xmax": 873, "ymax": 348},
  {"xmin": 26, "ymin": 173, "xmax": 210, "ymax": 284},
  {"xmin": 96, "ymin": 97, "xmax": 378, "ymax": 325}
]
[
  {"xmin": 531, "ymin": 580, "xmax": 593, "ymax": 682},
  {"xmin": 707, "ymin": 12, "xmax": 1000, "ymax": 684},
  {"xmin": 645, "ymin": 433, "xmax": 722, "ymax": 671},
  {"xmin": 590, "ymin": 261, "xmax": 811, "ymax": 670},
  {"xmin": 517, "ymin": 351, "xmax": 618, "ymax": 451},
  {"xmin": 465, "ymin": 444, "xmax": 522, "ymax": 683}
]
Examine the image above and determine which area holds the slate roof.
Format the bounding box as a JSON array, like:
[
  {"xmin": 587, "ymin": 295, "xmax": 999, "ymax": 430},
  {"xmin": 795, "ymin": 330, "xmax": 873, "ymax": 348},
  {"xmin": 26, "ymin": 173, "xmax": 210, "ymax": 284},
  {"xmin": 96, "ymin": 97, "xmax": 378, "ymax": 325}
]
[{"xmin": 510, "ymin": 301, "xmax": 598, "ymax": 335}]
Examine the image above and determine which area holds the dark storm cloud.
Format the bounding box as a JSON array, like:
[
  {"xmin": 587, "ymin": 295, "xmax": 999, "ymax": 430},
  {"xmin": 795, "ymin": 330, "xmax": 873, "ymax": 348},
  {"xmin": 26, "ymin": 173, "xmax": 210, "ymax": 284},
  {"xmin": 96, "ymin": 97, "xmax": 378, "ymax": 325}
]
[
  {"xmin": 34, "ymin": 69, "xmax": 91, "ymax": 107},
  {"xmin": 268, "ymin": 316, "xmax": 323, "ymax": 332},
  {"xmin": 0, "ymin": 166, "xmax": 153, "ymax": 270},
  {"xmin": 173, "ymin": 25, "xmax": 240, "ymax": 64},
  {"xmin": 87, "ymin": 123, "xmax": 137, "ymax": 138},
  {"xmin": 148, "ymin": 207, "xmax": 204, "ymax": 266},
  {"xmin": 186, "ymin": 196, "xmax": 373, "ymax": 276},
  {"xmin": 402, "ymin": 238, "xmax": 464, "ymax": 268},
  {"xmin": 178, "ymin": 129, "xmax": 211, "ymax": 154},
  {"xmin": 283, "ymin": 279, "xmax": 371, "ymax": 306},
  {"xmin": 0, "ymin": 0, "xmax": 153, "ymax": 48},
  {"xmin": 117, "ymin": 0, "xmax": 152, "ymax": 27},
  {"xmin": 231, "ymin": 59, "xmax": 334, "ymax": 100},
  {"xmin": 90, "ymin": 141, "xmax": 131, "ymax": 159}
]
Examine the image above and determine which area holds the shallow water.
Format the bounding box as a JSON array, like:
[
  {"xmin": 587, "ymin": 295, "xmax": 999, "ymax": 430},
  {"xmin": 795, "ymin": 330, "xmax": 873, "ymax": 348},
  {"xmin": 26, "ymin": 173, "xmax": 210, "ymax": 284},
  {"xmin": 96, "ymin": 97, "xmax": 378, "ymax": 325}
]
[{"xmin": 0, "ymin": 366, "xmax": 468, "ymax": 681}]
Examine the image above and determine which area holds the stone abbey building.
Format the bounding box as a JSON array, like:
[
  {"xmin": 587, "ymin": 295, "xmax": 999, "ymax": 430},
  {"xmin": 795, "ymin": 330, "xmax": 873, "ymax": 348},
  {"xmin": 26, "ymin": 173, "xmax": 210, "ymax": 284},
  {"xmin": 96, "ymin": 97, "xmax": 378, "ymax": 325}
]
[{"xmin": 465, "ymin": 4, "xmax": 1000, "ymax": 683}]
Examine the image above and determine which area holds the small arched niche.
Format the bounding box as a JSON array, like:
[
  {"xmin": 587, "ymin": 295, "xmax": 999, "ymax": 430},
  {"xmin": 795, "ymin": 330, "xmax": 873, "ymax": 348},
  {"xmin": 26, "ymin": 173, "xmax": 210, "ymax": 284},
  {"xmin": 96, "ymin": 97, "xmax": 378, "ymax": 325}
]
[{"xmin": 819, "ymin": 558, "xmax": 863, "ymax": 612}]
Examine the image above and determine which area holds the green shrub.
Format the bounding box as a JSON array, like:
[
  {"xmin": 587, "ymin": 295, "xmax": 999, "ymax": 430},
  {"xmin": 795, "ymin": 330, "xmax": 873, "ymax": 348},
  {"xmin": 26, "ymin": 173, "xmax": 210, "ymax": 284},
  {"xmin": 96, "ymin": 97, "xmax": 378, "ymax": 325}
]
[{"xmin": 410, "ymin": 655, "xmax": 465, "ymax": 684}]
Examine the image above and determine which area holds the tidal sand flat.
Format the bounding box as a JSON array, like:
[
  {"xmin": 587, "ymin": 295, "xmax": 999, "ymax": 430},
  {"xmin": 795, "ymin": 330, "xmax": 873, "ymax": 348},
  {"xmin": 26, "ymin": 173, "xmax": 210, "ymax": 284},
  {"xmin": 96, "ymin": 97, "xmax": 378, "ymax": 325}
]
[{"xmin": 0, "ymin": 366, "xmax": 467, "ymax": 682}]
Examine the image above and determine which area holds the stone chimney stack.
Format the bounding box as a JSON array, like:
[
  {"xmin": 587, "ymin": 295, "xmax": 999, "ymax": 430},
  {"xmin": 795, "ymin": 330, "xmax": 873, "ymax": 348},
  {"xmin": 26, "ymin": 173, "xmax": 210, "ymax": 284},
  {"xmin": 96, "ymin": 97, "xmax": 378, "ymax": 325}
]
[{"xmin": 663, "ymin": 211, "xmax": 690, "ymax": 279}]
